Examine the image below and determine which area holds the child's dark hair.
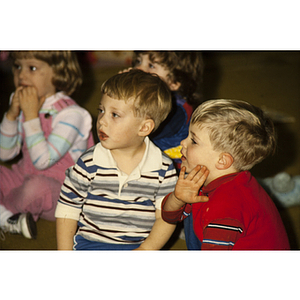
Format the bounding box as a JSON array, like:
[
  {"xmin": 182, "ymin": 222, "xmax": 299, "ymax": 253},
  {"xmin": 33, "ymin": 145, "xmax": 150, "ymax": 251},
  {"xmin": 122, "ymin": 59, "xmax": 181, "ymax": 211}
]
[
  {"xmin": 10, "ymin": 51, "xmax": 82, "ymax": 95},
  {"xmin": 132, "ymin": 51, "xmax": 204, "ymax": 108}
]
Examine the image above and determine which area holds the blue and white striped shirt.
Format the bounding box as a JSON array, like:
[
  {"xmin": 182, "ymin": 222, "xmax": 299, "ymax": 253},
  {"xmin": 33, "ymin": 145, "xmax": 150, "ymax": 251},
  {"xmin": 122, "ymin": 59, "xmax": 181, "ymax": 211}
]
[{"xmin": 55, "ymin": 137, "xmax": 178, "ymax": 245}]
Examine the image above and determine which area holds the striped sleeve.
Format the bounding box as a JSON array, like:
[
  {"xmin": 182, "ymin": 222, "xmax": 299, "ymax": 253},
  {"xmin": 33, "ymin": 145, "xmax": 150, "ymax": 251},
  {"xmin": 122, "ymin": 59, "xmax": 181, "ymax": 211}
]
[
  {"xmin": 201, "ymin": 218, "xmax": 244, "ymax": 250},
  {"xmin": 0, "ymin": 114, "xmax": 22, "ymax": 160},
  {"xmin": 154, "ymin": 154, "xmax": 178, "ymax": 210},
  {"xmin": 23, "ymin": 108, "xmax": 89, "ymax": 170},
  {"xmin": 55, "ymin": 147, "xmax": 96, "ymax": 220}
]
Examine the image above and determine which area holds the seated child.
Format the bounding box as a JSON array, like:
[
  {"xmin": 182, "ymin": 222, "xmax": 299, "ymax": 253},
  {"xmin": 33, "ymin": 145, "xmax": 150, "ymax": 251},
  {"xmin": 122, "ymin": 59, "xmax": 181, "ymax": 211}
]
[
  {"xmin": 161, "ymin": 99, "xmax": 290, "ymax": 250},
  {"xmin": 0, "ymin": 51, "xmax": 94, "ymax": 239},
  {"xmin": 55, "ymin": 69, "xmax": 178, "ymax": 250},
  {"xmin": 132, "ymin": 51, "xmax": 204, "ymax": 168}
]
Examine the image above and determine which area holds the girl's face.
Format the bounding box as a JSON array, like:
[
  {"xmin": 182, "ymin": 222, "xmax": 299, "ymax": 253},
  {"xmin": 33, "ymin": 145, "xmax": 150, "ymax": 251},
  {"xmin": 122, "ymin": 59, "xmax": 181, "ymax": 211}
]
[
  {"xmin": 96, "ymin": 94, "xmax": 146, "ymax": 153},
  {"xmin": 13, "ymin": 58, "xmax": 56, "ymax": 99}
]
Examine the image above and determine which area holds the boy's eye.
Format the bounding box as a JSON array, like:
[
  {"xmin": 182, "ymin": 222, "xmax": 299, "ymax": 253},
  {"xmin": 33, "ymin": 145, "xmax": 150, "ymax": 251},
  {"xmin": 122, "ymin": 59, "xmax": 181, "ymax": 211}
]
[
  {"xmin": 97, "ymin": 108, "xmax": 104, "ymax": 114},
  {"xmin": 112, "ymin": 113, "xmax": 119, "ymax": 118},
  {"xmin": 30, "ymin": 66, "xmax": 37, "ymax": 71},
  {"xmin": 133, "ymin": 57, "xmax": 142, "ymax": 67},
  {"xmin": 148, "ymin": 63, "xmax": 155, "ymax": 69},
  {"xmin": 191, "ymin": 138, "xmax": 197, "ymax": 144}
]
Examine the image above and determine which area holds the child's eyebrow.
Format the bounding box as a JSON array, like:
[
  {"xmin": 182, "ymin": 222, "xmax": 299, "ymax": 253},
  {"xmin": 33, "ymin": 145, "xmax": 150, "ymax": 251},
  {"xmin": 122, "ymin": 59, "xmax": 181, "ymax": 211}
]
[{"xmin": 190, "ymin": 130, "xmax": 201, "ymax": 142}]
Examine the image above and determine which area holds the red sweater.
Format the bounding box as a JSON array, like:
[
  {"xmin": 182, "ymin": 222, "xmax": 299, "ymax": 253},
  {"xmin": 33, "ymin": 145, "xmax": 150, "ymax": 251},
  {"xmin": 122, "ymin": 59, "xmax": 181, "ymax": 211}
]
[{"xmin": 162, "ymin": 171, "xmax": 290, "ymax": 250}]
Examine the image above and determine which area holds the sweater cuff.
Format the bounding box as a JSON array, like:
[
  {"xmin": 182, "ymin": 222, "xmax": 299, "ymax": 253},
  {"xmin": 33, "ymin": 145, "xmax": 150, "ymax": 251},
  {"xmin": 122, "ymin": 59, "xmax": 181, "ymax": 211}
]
[
  {"xmin": 23, "ymin": 117, "xmax": 42, "ymax": 136},
  {"xmin": 161, "ymin": 193, "xmax": 186, "ymax": 224},
  {"xmin": 1, "ymin": 113, "xmax": 18, "ymax": 133}
]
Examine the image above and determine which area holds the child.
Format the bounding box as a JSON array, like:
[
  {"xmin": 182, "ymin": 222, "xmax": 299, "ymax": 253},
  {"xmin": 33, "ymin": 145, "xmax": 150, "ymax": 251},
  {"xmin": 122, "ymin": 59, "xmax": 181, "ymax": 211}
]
[
  {"xmin": 161, "ymin": 99, "xmax": 290, "ymax": 250},
  {"xmin": 132, "ymin": 51, "xmax": 204, "ymax": 168},
  {"xmin": 55, "ymin": 69, "xmax": 178, "ymax": 250},
  {"xmin": 0, "ymin": 51, "xmax": 94, "ymax": 239}
]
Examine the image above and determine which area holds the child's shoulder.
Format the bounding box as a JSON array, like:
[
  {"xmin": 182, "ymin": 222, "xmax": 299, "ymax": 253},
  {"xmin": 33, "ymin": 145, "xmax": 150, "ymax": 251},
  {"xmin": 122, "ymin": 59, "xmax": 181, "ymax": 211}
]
[
  {"xmin": 77, "ymin": 144, "xmax": 97, "ymax": 165},
  {"xmin": 50, "ymin": 92, "xmax": 91, "ymax": 118}
]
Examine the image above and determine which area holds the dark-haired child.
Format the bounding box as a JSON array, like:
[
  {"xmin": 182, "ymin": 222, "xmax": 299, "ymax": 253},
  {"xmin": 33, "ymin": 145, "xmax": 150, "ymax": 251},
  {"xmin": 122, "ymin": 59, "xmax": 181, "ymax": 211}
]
[{"xmin": 132, "ymin": 51, "xmax": 204, "ymax": 169}]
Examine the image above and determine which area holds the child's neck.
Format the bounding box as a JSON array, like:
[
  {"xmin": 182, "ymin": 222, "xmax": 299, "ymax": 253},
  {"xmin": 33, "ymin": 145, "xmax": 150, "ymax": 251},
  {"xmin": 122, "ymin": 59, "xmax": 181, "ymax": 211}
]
[
  {"xmin": 204, "ymin": 167, "xmax": 239, "ymax": 186},
  {"xmin": 111, "ymin": 141, "xmax": 146, "ymax": 175}
]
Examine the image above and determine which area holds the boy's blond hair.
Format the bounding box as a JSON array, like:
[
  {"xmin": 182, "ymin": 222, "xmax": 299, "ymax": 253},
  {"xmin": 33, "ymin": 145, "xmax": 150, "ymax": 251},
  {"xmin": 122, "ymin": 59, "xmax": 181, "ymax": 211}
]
[
  {"xmin": 132, "ymin": 51, "xmax": 204, "ymax": 108},
  {"xmin": 101, "ymin": 69, "xmax": 172, "ymax": 132},
  {"xmin": 10, "ymin": 51, "xmax": 82, "ymax": 95},
  {"xmin": 191, "ymin": 99, "xmax": 276, "ymax": 171}
]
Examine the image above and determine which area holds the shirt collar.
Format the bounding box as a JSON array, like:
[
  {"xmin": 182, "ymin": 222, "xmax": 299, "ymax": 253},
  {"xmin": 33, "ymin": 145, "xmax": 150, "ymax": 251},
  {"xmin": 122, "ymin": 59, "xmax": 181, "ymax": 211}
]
[
  {"xmin": 201, "ymin": 171, "xmax": 248, "ymax": 195},
  {"xmin": 93, "ymin": 136, "xmax": 163, "ymax": 175}
]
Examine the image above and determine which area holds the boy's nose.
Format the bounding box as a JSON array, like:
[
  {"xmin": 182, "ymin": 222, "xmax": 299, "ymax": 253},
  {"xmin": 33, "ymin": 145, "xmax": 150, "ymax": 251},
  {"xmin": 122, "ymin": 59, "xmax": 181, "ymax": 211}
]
[
  {"xmin": 135, "ymin": 62, "xmax": 148, "ymax": 73},
  {"xmin": 181, "ymin": 138, "xmax": 187, "ymax": 148},
  {"xmin": 135, "ymin": 65, "xmax": 146, "ymax": 72},
  {"xmin": 98, "ymin": 114, "xmax": 106, "ymax": 126}
]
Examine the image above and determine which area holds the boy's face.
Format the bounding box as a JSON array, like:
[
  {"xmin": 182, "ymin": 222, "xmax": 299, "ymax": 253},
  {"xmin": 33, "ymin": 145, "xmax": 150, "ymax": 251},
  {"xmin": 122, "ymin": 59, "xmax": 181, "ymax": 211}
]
[
  {"xmin": 97, "ymin": 94, "xmax": 146, "ymax": 152},
  {"xmin": 180, "ymin": 123, "xmax": 220, "ymax": 184},
  {"xmin": 134, "ymin": 53, "xmax": 178, "ymax": 91},
  {"xmin": 13, "ymin": 58, "xmax": 56, "ymax": 99}
]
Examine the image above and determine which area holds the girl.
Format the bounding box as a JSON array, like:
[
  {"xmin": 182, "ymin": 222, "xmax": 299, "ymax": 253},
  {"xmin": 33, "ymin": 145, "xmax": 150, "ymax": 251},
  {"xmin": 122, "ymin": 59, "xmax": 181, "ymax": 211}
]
[{"xmin": 0, "ymin": 51, "xmax": 94, "ymax": 239}]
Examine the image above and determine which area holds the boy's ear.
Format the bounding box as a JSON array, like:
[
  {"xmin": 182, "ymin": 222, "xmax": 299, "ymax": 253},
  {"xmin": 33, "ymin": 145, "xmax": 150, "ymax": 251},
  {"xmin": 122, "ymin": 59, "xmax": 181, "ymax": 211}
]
[
  {"xmin": 216, "ymin": 152, "xmax": 234, "ymax": 170},
  {"xmin": 138, "ymin": 119, "xmax": 155, "ymax": 137},
  {"xmin": 168, "ymin": 81, "xmax": 181, "ymax": 91}
]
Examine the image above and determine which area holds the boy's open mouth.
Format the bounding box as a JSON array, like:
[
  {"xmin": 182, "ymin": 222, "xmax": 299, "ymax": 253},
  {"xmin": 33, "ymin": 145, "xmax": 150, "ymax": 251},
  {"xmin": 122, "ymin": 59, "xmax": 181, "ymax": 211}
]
[
  {"xmin": 181, "ymin": 151, "xmax": 186, "ymax": 161},
  {"xmin": 99, "ymin": 130, "xmax": 108, "ymax": 141}
]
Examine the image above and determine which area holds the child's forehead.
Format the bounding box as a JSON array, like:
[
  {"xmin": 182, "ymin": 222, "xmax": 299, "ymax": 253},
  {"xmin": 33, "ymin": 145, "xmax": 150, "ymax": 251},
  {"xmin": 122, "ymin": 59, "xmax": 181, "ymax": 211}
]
[
  {"xmin": 190, "ymin": 122, "xmax": 211, "ymax": 135},
  {"xmin": 14, "ymin": 57, "xmax": 44, "ymax": 64},
  {"xmin": 100, "ymin": 93, "xmax": 134, "ymax": 106},
  {"xmin": 139, "ymin": 52, "xmax": 164, "ymax": 64}
]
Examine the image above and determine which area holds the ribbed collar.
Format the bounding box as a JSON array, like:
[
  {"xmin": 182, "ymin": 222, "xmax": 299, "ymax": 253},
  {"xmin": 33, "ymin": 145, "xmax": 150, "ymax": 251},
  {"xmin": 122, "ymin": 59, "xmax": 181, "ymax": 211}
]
[{"xmin": 201, "ymin": 171, "xmax": 251, "ymax": 195}]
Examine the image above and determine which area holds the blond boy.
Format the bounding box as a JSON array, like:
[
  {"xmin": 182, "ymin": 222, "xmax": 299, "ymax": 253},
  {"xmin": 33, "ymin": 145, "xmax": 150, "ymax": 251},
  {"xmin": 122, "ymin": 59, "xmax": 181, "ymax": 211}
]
[
  {"xmin": 55, "ymin": 69, "xmax": 178, "ymax": 250},
  {"xmin": 162, "ymin": 99, "xmax": 290, "ymax": 250}
]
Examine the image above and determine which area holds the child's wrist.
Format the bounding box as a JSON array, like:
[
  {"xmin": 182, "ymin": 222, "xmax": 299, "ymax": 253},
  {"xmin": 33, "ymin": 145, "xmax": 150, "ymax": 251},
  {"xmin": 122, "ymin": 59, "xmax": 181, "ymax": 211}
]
[
  {"xmin": 165, "ymin": 192, "xmax": 186, "ymax": 211},
  {"xmin": 173, "ymin": 193, "xmax": 186, "ymax": 207},
  {"xmin": 6, "ymin": 111, "xmax": 18, "ymax": 121}
]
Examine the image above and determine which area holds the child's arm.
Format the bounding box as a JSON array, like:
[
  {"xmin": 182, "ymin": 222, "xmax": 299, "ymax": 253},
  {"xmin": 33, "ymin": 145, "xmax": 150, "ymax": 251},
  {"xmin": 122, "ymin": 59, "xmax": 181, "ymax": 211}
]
[
  {"xmin": 0, "ymin": 90, "xmax": 24, "ymax": 160},
  {"xmin": 55, "ymin": 156, "xmax": 92, "ymax": 250},
  {"xmin": 56, "ymin": 217, "xmax": 78, "ymax": 250},
  {"xmin": 17, "ymin": 88, "xmax": 92, "ymax": 170},
  {"xmin": 164, "ymin": 165, "xmax": 209, "ymax": 212},
  {"xmin": 134, "ymin": 209, "xmax": 176, "ymax": 250}
]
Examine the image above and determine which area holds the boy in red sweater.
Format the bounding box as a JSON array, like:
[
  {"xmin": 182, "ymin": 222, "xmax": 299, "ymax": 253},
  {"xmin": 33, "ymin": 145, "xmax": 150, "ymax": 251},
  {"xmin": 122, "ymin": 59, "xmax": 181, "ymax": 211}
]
[{"xmin": 161, "ymin": 99, "xmax": 290, "ymax": 250}]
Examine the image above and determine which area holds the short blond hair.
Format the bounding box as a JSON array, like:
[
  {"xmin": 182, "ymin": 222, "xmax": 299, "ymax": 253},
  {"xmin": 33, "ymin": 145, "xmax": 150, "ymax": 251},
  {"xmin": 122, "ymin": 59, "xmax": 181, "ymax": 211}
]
[
  {"xmin": 101, "ymin": 69, "xmax": 172, "ymax": 132},
  {"xmin": 10, "ymin": 51, "xmax": 82, "ymax": 95},
  {"xmin": 191, "ymin": 99, "xmax": 276, "ymax": 171}
]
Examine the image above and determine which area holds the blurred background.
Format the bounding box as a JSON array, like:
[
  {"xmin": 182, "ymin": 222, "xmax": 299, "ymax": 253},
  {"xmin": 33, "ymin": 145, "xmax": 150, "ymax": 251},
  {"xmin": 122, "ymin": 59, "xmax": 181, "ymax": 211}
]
[{"xmin": 0, "ymin": 51, "xmax": 299, "ymax": 250}]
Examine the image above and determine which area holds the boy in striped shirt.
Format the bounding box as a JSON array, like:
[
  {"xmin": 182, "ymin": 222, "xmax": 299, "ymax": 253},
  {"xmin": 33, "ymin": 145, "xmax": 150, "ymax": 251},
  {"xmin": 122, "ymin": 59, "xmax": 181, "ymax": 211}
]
[
  {"xmin": 55, "ymin": 69, "xmax": 178, "ymax": 250},
  {"xmin": 161, "ymin": 99, "xmax": 290, "ymax": 250}
]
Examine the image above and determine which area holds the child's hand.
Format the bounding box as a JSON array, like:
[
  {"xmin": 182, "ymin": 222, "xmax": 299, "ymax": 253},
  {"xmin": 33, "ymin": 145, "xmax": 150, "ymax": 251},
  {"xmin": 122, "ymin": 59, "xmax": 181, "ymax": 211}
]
[
  {"xmin": 118, "ymin": 67, "xmax": 133, "ymax": 74},
  {"xmin": 174, "ymin": 165, "xmax": 209, "ymax": 204},
  {"xmin": 6, "ymin": 86, "xmax": 23, "ymax": 121},
  {"xmin": 18, "ymin": 86, "xmax": 47, "ymax": 121}
]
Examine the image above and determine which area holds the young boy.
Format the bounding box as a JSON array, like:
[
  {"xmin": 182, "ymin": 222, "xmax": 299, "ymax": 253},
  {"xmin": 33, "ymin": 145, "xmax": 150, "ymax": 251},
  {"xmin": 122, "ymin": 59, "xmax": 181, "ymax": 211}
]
[
  {"xmin": 161, "ymin": 99, "xmax": 290, "ymax": 250},
  {"xmin": 55, "ymin": 69, "xmax": 178, "ymax": 250},
  {"xmin": 132, "ymin": 51, "xmax": 204, "ymax": 168}
]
